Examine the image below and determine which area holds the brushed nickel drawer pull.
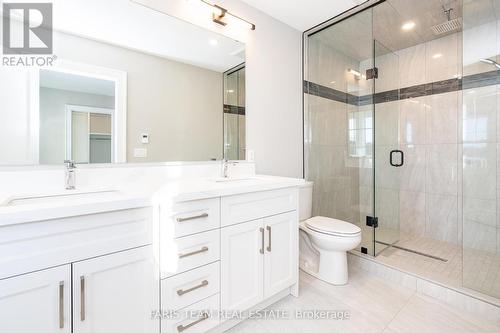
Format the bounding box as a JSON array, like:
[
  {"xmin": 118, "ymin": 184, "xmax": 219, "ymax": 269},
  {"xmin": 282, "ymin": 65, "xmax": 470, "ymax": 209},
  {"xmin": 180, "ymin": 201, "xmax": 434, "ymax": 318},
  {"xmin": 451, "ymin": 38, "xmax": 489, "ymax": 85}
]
[
  {"xmin": 80, "ymin": 276, "xmax": 85, "ymax": 321},
  {"xmin": 179, "ymin": 246, "xmax": 209, "ymax": 259},
  {"xmin": 176, "ymin": 213, "xmax": 209, "ymax": 223},
  {"xmin": 177, "ymin": 280, "xmax": 209, "ymax": 296},
  {"xmin": 260, "ymin": 227, "xmax": 265, "ymax": 254},
  {"xmin": 177, "ymin": 312, "xmax": 209, "ymax": 332},
  {"xmin": 59, "ymin": 281, "xmax": 64, "ymax": 329},
  {"xmin": 266, "ymin": 226, "xmax": 272, "ymax": 252}
]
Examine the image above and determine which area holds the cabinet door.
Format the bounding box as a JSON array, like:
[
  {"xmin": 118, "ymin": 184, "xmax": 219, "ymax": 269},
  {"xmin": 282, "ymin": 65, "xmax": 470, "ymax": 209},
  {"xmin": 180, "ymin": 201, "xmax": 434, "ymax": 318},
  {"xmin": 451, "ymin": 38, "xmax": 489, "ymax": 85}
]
[
  {"xmin": 264, "ymin": 211, "xmax": 298, "ymax": 298},
  {"xmin": 0, "ymin": 265, "xmax": 71, "ymax": 333},
  {"xmin": 221, "ymin": 219, "xmax": 264, "ymax": 311},
  {"xmin": 72, "ymin": 246, "xmax": 159, "ymax": 333}
]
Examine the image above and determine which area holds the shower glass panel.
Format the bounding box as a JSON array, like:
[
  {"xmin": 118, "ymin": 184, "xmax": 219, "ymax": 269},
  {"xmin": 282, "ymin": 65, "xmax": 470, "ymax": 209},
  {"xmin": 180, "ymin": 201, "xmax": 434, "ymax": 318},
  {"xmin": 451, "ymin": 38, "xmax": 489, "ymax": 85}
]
[
  {"xmin": 462, "ymin": 0, "xmax": 500, "ymax": 299},
  {"xmin": 373, "ymin": 40, "xmax": 401, "ymax": 255},
  {"xmin": 224, "ymin": 65, "xmax": 246, "ymax": 160},
  {"xmin": 304, "ymin": 9, "xmax": 376, "ymax": 255}
]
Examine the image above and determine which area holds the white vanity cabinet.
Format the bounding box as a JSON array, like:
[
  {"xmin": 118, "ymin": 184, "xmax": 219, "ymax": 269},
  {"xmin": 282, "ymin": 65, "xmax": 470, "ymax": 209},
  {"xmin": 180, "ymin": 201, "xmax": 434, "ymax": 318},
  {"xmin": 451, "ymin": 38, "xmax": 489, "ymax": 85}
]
[
  {"xmin": 263, "ymin": 211, "xmax": 298, "ymax": 298},
  {"xmin": 220, "ymin": 211, "xmax": 297, "ymax": 312},
  {"xmin": 0, "ymin": 207, "xmax": 159, "ymax": 333},
  {"xmin": 220, "ymin": 188, "xmax": 298, "ymax": 319},
  {"xmin": 72, "ymin": 246, "xmax": 159, "ymax": 333},
  {"xmin": 159, "ymin": 186, "xmax": 299, "ymax": 333},
  {"xmin": 0, "ymin": 265, "xmax": 72, "ymax": 333},
  {"xmin": 220, "ymin": 219, "xmax": 264, "ymax": 311}
]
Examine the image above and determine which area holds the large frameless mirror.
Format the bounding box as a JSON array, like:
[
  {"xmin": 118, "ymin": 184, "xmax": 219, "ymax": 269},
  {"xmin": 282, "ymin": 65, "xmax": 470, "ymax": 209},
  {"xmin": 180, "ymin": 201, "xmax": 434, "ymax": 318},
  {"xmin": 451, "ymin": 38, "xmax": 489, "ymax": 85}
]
[{"xmin": 0, "ymin": 0, "xmax": 246, "ymax": 166}]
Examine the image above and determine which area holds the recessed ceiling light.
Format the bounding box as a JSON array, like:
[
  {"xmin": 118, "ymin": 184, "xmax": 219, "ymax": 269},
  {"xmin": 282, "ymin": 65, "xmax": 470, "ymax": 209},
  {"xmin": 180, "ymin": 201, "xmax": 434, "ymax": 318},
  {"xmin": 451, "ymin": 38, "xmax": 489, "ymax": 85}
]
[
  {"xmin": 401, "ymin": 21, "xmax": 415, "ymax": 31},
  {"xmin": 432, "ymin": 53, "xmax": 443, "ymax": 59},
  {"xmin": 209, "ymin": 39, "xmax": 218, "ymax": 46}
]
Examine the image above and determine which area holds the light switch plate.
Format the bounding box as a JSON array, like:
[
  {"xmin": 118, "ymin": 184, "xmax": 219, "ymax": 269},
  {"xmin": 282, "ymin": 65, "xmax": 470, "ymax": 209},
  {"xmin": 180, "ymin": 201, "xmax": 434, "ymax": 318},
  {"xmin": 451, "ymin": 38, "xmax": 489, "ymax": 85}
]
[{"xmin": 134, "ymin": 148, "xmax": 147, "ymax": 158}]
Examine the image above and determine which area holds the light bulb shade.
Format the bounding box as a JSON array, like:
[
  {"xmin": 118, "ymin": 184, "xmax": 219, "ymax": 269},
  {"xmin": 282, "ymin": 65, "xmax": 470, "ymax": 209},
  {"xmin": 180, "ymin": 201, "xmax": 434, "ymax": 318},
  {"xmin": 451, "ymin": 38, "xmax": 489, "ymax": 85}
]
[{"xmin": 348, "ymin": 68, "xmax": 361, "ymax": 77}]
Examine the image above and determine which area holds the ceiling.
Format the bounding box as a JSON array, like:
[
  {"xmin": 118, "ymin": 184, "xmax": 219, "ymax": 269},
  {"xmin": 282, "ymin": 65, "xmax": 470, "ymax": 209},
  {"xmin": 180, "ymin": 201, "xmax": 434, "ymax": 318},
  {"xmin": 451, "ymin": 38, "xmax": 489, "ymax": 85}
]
[
  {"xmin": 241, "ymin": 0, "xmax": 368, "ymax": 31},
  {"xmin": 3, "ymin": 0, "xmax": 245, "ymax": 72},
  {"xmin": 40, "ymin": 70, "xmax": 116, "ymax": 97},
  {"xmin": 312, "ymin": 0, "xmax": 465, "ymax": 61}
]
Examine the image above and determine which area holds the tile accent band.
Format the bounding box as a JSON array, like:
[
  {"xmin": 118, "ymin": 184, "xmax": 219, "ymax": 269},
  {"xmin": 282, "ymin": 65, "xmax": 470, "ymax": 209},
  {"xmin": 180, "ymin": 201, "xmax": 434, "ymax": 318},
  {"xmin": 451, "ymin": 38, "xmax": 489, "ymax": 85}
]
[
  {"xmin": 304, "ymin": 69, "xmax": 500, "ymax": 106},
  {"xmin": 223, "ymin": 104, "xmax": 246, "ymax": 115}
]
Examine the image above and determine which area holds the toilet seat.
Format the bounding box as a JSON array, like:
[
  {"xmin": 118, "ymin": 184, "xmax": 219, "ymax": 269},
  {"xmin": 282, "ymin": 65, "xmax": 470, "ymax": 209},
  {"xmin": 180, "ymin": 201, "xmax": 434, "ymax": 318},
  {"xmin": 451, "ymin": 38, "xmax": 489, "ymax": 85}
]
[{"xmin": 305, "ymin": 216, "xmax": 361, "ymax": 237}]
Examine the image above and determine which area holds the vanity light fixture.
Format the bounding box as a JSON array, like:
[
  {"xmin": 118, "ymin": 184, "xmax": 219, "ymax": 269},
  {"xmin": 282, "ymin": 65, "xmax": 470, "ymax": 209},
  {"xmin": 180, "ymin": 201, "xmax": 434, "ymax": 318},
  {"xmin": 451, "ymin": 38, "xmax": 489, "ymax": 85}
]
[
  {"xmin": 401, "ymin": 21, "xmax": 415, "ymax": 31},
  {"xmin": 192, "ymin": 0, "xmax": 255, "ymax": 30}
]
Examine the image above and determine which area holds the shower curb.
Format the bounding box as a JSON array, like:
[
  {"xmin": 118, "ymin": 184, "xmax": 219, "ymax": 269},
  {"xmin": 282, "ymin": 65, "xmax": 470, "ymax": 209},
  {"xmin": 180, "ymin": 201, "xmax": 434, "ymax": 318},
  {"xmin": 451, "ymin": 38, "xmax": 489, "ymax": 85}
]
[{"xmin": 348, "ymin": 252, "xmax": 500, "ymax": 324}]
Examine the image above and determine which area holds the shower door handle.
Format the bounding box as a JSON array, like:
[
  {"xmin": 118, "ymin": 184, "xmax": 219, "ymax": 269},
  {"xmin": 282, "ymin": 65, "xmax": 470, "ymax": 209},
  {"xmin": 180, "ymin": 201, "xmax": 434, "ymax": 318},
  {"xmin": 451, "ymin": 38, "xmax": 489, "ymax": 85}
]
[{"xmin": 390, "ymin": 150, "xmax": 404, "ymax": 167}]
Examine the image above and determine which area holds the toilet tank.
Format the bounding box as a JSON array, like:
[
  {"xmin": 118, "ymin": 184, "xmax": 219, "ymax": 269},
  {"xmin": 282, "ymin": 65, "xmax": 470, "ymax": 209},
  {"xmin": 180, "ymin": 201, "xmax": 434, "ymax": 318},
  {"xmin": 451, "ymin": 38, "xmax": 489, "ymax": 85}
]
[{"xmin": 299, "ymin": 181, "xmax": 314, "ymax": 221}]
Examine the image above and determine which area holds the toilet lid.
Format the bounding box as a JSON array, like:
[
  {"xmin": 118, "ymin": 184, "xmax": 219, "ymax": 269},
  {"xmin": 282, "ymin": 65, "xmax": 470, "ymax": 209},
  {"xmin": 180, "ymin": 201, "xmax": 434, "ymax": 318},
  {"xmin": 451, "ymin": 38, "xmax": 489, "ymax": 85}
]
[{"xmin": 305, "ymin": 216, "xmax": 361, "ymax": 236}]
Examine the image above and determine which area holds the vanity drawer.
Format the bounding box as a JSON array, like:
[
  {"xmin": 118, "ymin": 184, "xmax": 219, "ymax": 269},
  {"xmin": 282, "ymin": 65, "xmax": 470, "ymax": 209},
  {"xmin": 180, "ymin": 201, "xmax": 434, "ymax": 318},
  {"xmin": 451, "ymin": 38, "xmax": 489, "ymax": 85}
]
[
  {"xmin": 161, "ymin": 229, "xmax": 220, "ymax": 278},
  {"xmin": 161, "ymin": 293, "xmax": 220, "ymax": 333},
  {"xmin": 161, "ymin": 261, "xmax": 220, "ymax": 311},
  {"xmin": 0, "ymin": 207, "xmax": 152, "ymax": 280},
  {"xmin": 164, "ymin": 198, "xmax": 220, "ymax": 238},
  {"xmin": 221, "ymin": 188, "xmax": 298, "ymax": 226}
]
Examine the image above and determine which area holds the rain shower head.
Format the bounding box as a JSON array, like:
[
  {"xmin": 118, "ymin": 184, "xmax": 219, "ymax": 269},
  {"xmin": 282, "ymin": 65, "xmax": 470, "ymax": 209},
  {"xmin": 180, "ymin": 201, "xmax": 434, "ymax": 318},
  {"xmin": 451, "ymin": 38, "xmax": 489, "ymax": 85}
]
[
  {"xmin": 431, "ymin": 6, "xmax": 462, "ymax": 35},
  {"xmin": 480, "ymin": 58, "xmax": 500, "ymax": 69}
]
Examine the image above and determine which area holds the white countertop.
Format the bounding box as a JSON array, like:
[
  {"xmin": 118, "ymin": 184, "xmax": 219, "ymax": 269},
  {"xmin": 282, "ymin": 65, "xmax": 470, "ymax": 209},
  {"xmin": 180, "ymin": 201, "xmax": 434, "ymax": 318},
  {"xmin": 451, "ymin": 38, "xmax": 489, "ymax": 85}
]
[{"xmin": 0, "ymin": 175, "xmax": 305, "ymax": 226}]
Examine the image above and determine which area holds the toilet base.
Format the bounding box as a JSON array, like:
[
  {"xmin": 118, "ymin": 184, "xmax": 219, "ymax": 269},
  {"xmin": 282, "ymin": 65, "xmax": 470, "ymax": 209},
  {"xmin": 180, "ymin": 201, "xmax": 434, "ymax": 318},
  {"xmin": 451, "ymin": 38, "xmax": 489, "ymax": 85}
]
[
  {"xmin": 299, "ymin": 250, "xmax": 349, "ymax": 286},
  {"xmin": 317, "ymin": 250, "xmax": 348, "ymax": 285}
]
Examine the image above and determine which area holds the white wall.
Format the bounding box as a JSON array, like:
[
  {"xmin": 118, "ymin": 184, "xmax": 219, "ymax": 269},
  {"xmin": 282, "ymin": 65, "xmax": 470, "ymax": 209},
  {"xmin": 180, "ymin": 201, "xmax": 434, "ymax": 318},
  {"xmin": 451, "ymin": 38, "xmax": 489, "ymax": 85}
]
[
  {"xmin": 0, "ymin": 69, "xmax": 36, "ymax": 166},
  {"xmin": 134, "ymin": 0, "xmax": 304, "ymax": 177}
]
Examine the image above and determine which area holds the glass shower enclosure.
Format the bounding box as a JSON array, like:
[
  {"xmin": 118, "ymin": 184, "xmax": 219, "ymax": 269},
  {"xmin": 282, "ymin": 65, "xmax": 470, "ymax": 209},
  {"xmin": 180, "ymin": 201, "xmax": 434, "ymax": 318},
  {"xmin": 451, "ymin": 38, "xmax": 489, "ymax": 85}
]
[
  {"xmin": 305, "ymin": 0, "xmax": 500, "ymax": 301},
  {"xmin": 304, "ymin": 3, "xmax": 404, "ymax": 256}
]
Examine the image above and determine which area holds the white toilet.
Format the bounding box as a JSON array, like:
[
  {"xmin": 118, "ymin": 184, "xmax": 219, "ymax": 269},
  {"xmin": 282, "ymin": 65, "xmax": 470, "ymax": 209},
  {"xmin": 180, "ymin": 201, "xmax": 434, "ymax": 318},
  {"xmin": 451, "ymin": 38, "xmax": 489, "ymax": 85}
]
[{"xmin": 299, "ymin": 182, "xmax": 361, "ymax": 285}]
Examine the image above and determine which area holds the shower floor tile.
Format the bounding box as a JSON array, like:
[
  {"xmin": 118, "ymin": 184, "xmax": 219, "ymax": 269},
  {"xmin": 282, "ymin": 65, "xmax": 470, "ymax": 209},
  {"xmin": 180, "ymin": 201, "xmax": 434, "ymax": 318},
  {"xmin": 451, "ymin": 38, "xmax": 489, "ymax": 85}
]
[{"xmin": 370, "ymin": 233, "xmax": 500, "ymax": 300}]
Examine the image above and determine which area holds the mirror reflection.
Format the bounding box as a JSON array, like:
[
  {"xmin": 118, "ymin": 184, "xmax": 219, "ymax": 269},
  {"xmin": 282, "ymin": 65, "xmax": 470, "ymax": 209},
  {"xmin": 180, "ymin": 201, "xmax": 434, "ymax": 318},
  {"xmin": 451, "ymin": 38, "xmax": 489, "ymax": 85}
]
[{"xmin": 0, "ymin": 0, "xmax": 246, "ymax": 166}]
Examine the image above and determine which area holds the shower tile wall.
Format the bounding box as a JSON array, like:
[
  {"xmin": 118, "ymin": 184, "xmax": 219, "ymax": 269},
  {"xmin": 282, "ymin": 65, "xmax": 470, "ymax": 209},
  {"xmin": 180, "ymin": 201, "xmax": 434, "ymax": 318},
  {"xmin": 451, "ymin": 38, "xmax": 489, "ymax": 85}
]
[
  {"xmin": 306, "ymin": 37, "xmax": 370, "ymax": 233},
  {"xmin": 461, "ymin": 5, "xmax": 500, "ymax": 297},
  {"xmin": 307, "ymin": 19, "xmax": 500, "ymax": 259},
  {"xmin": 360, "ymin": 32, "xmax": 462, "ymax": 248}
]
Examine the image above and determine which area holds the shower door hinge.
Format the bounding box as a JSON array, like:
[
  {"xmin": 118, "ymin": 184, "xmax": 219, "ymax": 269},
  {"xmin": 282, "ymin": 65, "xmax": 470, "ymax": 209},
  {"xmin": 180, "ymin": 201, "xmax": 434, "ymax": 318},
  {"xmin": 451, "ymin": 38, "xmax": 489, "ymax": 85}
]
[
  {"xmin": 366, "ymin": 67, "xmax": 378, "ymax": 80},
  {"xmin": 366, "ymin": 216, "xmax": 378, "ymax": 228}
]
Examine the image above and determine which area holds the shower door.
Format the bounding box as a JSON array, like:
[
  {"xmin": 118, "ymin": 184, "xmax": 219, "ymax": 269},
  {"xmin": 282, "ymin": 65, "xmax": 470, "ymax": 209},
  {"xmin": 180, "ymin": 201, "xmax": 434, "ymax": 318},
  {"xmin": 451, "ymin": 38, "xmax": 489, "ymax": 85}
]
[
  {"xmin": 372, "ymin": 40, "xmax": 401, "ymax": 255},
  {"xmin": 304, "ymin": 7, "xmax": 403, "ymax": 257}
]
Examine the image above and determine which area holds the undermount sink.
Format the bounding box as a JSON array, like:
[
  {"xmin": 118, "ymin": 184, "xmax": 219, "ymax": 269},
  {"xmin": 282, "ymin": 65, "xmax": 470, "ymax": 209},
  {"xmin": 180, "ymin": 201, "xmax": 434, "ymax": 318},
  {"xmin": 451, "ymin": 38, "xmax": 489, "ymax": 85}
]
[
  {"xmin": 211, "ymin": 177, "xmax": 258, "ymax": 183},
  {"xmin": 2, "ymin": 189, "xmax": 121, "ymax": 207}
]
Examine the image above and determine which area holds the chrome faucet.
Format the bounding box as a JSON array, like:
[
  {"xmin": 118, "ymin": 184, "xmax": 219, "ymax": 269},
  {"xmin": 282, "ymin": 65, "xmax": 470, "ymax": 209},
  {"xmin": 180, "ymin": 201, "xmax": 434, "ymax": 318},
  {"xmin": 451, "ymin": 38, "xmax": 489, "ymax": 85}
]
[
  {"xmin": 222, "ymin": 159, "xmax": 238, "ymax": 178},
  {"xmin": 64, "ymin": 160, "xmax": 76, "ymax": 190},
  {"xmin": 222, "ymin": 159, "xmax": 230, "ymax": 178}
]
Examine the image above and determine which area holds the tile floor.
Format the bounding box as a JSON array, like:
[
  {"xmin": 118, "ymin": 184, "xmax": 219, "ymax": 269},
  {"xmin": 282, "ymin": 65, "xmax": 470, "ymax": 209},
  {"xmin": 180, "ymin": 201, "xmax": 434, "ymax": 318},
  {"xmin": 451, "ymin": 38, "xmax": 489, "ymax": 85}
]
[
  {"xmin": 373, "ymin": 235, "xmax": 500, "ymax": 300},
  {"xmin": 226, "ymin": 269, "xmax": 500, "ymax": 333}
]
